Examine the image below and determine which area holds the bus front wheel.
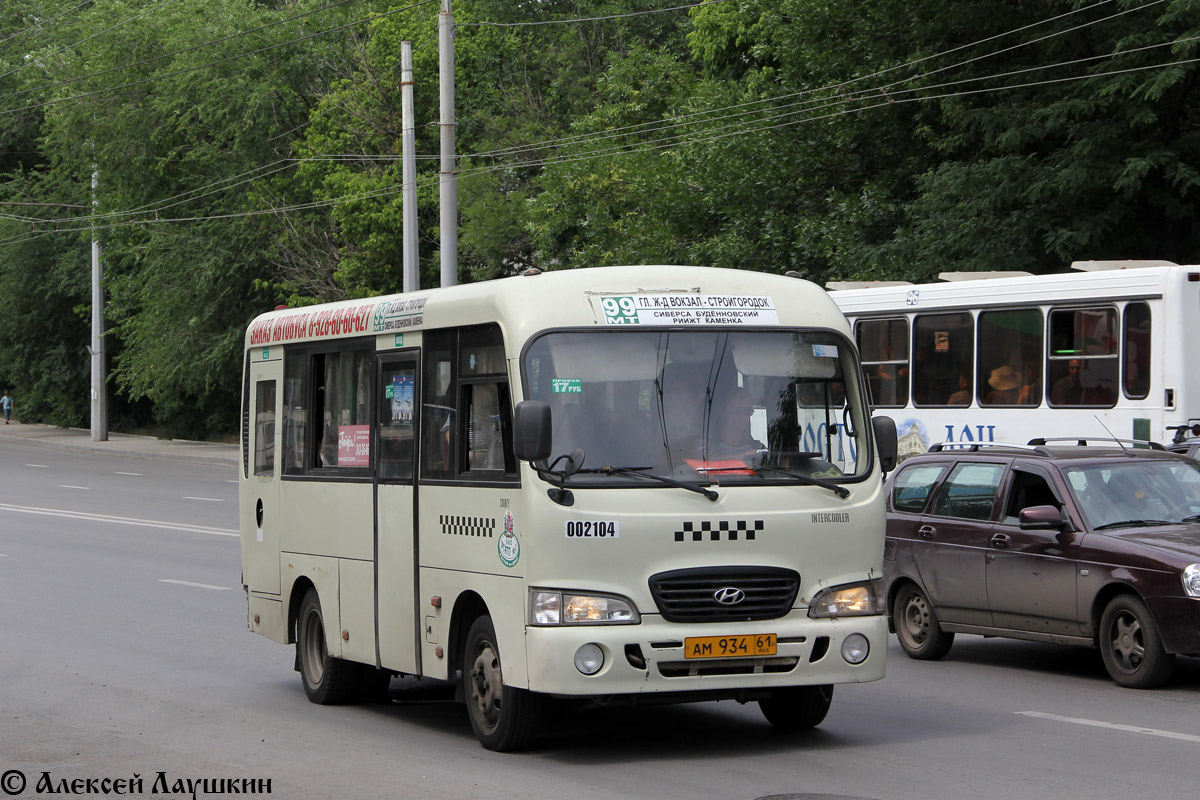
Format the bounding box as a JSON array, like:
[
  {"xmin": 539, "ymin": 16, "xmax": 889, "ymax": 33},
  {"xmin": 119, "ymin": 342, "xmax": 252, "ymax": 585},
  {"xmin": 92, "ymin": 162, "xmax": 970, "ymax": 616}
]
[
  {"xmin": 759, "ymin": 684, "xmax": 834, "ymax": 730},
  {"xmin": 463, "ymin": 615, "xmax": 541, "ymax": 751},
  {"xmin": 297, "ymin": 589, "xmax": 362, "ymax": 705}
]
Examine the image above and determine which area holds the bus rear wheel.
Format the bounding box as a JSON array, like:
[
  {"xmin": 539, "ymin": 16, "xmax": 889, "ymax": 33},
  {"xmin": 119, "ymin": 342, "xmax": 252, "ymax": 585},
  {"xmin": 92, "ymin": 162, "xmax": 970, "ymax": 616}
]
[
  {"xmin": 759, "ymin": 685, "xmax": 834, "ymax": 730},
  {"xmin": 463, "ymin": 615, "xmax": 541, "ymax": 751},
  {"xmin": 297, "ymin": 589, "xmax": 362, "ymax": 705}
]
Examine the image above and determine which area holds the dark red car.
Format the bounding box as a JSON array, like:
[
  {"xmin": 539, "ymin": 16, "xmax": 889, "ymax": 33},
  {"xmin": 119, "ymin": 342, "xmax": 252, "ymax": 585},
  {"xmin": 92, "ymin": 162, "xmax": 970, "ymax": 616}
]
[{"xmin": 883, "ymin": 438, "xmax": 1200, "ymax": 688}]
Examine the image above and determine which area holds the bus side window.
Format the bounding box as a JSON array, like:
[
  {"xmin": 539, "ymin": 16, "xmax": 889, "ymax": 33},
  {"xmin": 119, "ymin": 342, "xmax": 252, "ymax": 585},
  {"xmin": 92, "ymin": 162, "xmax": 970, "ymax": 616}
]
[
  {"xmin": 856, "ymin": 318, "xmax": 908, "ymax": 408},
  {"xmin": 1123, "ymin": 302, "xmax": 1151, "ymax": 399},
  {"xmin": 254, "ymin": 380, "xmax": 276, "ymax": 476},
  {"xmin": 1048, "ymin": 307, "xmax": 1118, "ymax": 408},
  {"xmin": 379, "ymin": 365, "xmax": 416, "ymax": 481},
  {"xmin": 422, "ymin": 332, "xmax": 456, "ymax": 480},
  {"xmin": 912, "ymin": 312, "xmax": 971, "ymax": 407}
]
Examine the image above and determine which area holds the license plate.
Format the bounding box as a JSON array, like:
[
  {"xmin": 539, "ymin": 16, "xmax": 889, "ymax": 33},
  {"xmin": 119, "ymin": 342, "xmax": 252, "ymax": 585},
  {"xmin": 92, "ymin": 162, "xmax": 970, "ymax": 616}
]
[{"xmin": 684, "ymin": 633, "xmax": 777, "ymax": 659}]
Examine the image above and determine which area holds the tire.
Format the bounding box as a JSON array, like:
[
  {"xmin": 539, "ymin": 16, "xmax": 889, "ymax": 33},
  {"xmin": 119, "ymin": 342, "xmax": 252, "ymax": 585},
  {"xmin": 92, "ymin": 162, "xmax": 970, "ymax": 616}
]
[
  {"xmin": 297, "ymin": 589, "xmax": 362, "ymax": 704},
  {"xmin": 759, "ymin": 685, "xmax": 834, "ymax": 731},
  {"xmin": 893, "ymin": 582, "xmax": 954, "ymax": 660},
  {"xmin": 463, "ymin": 615, "xmax": 542, "ymax": 752},
  {"xmin": 1098, "ymin": 594, "xmax": 1174, "ymax": 689}
]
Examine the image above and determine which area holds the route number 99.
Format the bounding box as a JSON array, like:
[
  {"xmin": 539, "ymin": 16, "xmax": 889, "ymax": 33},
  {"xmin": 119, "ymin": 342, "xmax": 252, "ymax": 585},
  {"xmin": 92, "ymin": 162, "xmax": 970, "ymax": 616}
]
[{"xmin": 601, "ymin": 296, "xmax": 638, "ymax": 324}]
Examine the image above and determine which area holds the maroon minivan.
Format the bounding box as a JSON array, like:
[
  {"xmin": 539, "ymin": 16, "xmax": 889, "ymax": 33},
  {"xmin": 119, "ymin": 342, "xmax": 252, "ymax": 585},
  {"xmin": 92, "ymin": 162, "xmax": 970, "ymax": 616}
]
[{"xmin": 883, "ymin": 438, "xmax": 1200, "ymax": 688}]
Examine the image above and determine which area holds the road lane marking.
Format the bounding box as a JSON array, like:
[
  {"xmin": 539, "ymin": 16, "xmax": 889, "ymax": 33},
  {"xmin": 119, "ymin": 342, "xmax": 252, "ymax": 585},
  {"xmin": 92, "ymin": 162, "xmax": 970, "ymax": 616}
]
[
  {"xmin": 115, "ymin": 472, "xmax": 143, "ymax": 476},
  {"xmin": 183, "ymin": 496, "xmax": 224, "ymax": 502},
  {"xmin": 58, "ymin": 485, "xmax": 90, "ymax": 490},
  {"xmin": 26, "ymin": 464, "xmax": 48, "ymax": 468},
  {"xmin": 1017, "ymin": 711, "xmax": 1200, "ymax": 743},
  {"xmin": 159, "ymin": 579, "xmax": 231, "ymax": 591},
  {"xmin": 0, "ymin": 502, "xmax": 237, "ymax": 537}
]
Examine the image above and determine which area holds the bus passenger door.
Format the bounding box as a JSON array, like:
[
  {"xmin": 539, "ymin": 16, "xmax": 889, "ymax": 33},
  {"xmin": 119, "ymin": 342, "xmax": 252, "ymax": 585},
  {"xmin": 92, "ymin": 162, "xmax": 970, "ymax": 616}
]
[
  {"xmin": 245, "ymin": 354, "xmax": 283, "ymax": 595},
  {"xmin": 375, "ymin": 352, "xmax": 420, "ymax": 674}
]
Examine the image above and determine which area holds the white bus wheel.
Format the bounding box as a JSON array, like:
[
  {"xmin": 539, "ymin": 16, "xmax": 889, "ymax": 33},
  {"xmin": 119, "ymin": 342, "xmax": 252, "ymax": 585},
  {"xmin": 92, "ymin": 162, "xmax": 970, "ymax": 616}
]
[
  {"xmin": 297, "ymin": 589, "xmax": 361, "ymax": 705},
  {"xmin": 463, "ymin": 615, "xmax": 542, "ymax": 751},
  {"xmin": 759, "ymin": 684, "xmax": 834, "ymax": 730}
]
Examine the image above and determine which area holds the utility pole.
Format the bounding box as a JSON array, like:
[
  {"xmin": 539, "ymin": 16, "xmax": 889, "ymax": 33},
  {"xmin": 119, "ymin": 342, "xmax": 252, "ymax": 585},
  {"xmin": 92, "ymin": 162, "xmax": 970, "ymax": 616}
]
[
  {"xmin": 90, "ymin": 164, "xmax": 107, "ymax": 441},
  {"xmin": 438, "ymin": 0, "xmax": 457, "ymax": 287},
  {"xmin": 401, "ymin": 40, "xmax": 418, "ymax": 293}
]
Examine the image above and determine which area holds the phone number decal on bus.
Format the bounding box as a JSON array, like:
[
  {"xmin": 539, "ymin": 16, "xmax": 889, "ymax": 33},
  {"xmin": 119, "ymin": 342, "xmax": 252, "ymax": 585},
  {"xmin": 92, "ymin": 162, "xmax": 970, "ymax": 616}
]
[
  {"xmin": 599, "ymin": 295, "xmax": 779, "ymax": 326},
  {"xmin": 564, "ymin": 521, "xmax": 620, "ymax": 539}
]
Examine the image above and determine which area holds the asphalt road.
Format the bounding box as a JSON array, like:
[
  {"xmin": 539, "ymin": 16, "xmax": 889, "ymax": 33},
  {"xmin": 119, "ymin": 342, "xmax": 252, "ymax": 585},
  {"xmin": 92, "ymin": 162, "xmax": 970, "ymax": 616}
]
[{"xmin": 1, "ymin": 439, "xmax": 1198, "ymax": 800}]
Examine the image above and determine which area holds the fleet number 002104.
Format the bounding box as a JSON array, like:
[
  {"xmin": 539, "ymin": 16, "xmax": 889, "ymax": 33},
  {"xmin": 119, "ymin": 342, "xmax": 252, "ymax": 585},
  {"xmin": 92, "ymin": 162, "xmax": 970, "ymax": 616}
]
[{"xmin": 684, "ymin": 634, "xmax": 777, "ymax": 659}]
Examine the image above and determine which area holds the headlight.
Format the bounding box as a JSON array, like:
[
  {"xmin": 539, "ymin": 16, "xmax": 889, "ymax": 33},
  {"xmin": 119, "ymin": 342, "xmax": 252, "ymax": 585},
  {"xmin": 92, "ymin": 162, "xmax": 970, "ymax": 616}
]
[
  {"xmin": 807, "ymin": 579, "xmax": 884, "ymax": 618},
  {"xmin": 1184, "ymin": 564, "xmax": 1200, "ymax": 598},
  {"xmin": 530, "ymin": 590, "xmax": 640, "ymax": 625}
]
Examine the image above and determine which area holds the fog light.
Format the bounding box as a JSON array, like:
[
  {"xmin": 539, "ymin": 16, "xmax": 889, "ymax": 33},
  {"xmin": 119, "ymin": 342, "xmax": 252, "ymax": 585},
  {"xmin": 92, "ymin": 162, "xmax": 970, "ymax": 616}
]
[
  {"xmin": 841, "ymin": 633, "xmax": 869, "ymax": 665},
  {"xmin": 574, "ymin": 643, "xmax": 604, "ymax": 675}
]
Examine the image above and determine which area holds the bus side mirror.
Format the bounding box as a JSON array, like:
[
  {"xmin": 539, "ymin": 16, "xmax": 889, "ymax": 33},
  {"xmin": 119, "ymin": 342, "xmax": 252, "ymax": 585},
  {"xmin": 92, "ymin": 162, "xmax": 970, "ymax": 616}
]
[
  {"xmin": 873, "ymin": 415, "xmax": 898, "ymax": 475},
  {"xmin": 513, "ymin": 401, "xmax": 552, "ymax": 462}
]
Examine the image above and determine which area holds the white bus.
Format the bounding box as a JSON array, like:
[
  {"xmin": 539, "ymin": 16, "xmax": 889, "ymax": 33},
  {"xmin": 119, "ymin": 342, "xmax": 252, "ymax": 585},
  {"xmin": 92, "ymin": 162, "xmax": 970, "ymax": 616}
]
[
  {"xmin": 240, "ymin": 265, "xmax": 898, "ymax": 751},
  {"xmin": 828, "ymin": 261, "xmax": 1200, "ymax": 458}
]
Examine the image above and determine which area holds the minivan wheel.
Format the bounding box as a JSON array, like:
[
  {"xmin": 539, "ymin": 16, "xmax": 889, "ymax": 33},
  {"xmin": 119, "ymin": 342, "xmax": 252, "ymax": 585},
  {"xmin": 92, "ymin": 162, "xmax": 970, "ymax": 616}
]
[
  {"xmin": 1098, "ymin": 594, "xmax": 1174, "ymax": 689},
  {"xmin": 893, "ymin": 582, "xmax": 954, "ymax": 660}
]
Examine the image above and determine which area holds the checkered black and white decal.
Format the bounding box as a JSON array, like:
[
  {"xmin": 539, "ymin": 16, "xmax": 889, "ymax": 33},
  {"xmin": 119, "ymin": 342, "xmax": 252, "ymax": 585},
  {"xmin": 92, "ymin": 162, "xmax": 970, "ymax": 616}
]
[
  {"xmin": 674, "ymin": 520, "xmax": 763, "ymax": 542},
  {"xmin": 441, "ymin": 515, "xmax": 496, "ymax": 538}
]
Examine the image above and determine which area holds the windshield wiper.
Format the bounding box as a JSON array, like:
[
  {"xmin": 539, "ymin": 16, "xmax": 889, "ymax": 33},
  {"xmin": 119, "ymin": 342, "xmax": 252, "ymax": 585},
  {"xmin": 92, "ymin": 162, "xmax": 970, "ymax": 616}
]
[
  {"xmin": 575, "ymin": 465, "xmax": 719, "ymax": 501},
  {"xmin": 1181, "ymin": 514, "xmax": 1200, "ymax": 524},
  {"xmin": 1093, "ymin": 519, "xmax": 1174, "ymax": 531},
  {"xmin": 750, "ymin": 463, "xmax": 850, "ymax": 498}
]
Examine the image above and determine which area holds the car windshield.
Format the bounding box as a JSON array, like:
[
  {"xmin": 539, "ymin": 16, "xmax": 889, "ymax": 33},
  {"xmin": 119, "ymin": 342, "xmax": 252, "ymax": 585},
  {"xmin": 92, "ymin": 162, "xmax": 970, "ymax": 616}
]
[
  {"xmin": 1062, "ymin": 458, "xmax": 1200, "ymax": 529},
  {"xmin": 522, "ymin": 329, "xmax": 869, "ymax": 486}
]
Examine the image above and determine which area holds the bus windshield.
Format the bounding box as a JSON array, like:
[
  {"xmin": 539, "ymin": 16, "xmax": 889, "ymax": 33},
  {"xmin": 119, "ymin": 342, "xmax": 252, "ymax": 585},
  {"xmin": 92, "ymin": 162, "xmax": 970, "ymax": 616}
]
[{"xmin": 522, "ymin": 329, "xmax": 868, "ymax": 485}]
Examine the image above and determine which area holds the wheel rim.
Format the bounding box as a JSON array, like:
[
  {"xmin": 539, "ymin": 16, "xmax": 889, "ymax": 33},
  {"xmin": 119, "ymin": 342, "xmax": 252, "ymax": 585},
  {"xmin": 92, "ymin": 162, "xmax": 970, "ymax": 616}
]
[
  {"xmin": 1107, "ymin": 609, "xmax": 1145, "ymax": 675},
  {"xmin": 899, "ymin": 591, "xmax": 930, "ymax": 647},
  {"xmin": 469, "ymin": 638, "xmax": 504, "ymax": 734},
  {"xmin": 302, "ymin": 608, "xmax": 325, "ymax": 686}
]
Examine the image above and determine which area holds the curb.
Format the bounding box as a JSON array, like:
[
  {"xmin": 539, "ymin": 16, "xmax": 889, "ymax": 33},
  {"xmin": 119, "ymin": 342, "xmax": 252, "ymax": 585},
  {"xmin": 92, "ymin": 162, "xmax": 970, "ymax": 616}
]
[{"xmin": 0, "ymin": 423, "xmax": 239, "ymax": 468}]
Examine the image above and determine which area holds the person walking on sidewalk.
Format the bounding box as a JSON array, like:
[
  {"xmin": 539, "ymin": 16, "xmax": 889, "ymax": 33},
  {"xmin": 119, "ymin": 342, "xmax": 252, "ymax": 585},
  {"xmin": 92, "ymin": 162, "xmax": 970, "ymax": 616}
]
[{"xmin": 1, "ymin": 389, "xmax": 12, "ymax": 424}]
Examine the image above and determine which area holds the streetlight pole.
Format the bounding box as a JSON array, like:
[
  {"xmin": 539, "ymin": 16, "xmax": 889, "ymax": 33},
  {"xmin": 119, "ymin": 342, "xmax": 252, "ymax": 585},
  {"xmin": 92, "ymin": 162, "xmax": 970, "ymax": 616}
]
[
  {"xmin": 438, "ymin": 0, "xmax": 457, "ymax": 287},
  {"xmin": 90, "ymin": 164, "xmax": 107, "ymax": 441}
]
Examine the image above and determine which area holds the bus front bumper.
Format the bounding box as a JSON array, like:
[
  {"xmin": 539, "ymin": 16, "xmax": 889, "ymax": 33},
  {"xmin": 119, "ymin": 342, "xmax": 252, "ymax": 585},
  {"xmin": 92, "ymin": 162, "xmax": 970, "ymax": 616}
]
[{"xmin": 523, "ymin": 613, "xmax": 887, "ymax": 697}]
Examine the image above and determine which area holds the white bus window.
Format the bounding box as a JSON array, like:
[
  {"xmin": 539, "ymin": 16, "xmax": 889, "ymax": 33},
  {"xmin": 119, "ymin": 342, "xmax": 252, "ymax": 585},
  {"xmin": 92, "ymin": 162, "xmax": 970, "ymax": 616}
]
[
  {"xmin": 523, "ymin": 330, "xmax": 869, "ymax": 483},
  {"xmin": 422, "ymin": 332, "xmax": 457, "ymax": 480},
  {"xmin": 912, "ymin": 312, "xmax": 971, "ymax": 407},
  {"xmin": 254, "ymin": 380, "xmax": 276, "ymax": 476},
  {"xmin": 1123, "ymin": 302, "xmax": 1151, "ymax": 400},
  {"xmin": 316, "ymin": 350, "xmax": 372, "ymax": 469},
  {"xmin": 1048, "ymin": 307, "xmax": 1118, "ymax": 407},
  {"xmin": 281, "ymin": 345, "xmax": 372, "ymax": 474},
  {"xmin": 378, "ymin": 363, "xmax": 416, "ymax": 481},
  {"xmin": 978, "ymin": 309, "xmax": 1042, "ymax": 407},
  {"xmin": 857, "ymin": 318, "xmax": 908, "ymax": 408},
  {"xmin": 422, "ymin": 324, "xmax": 517, "ymax": 482}
]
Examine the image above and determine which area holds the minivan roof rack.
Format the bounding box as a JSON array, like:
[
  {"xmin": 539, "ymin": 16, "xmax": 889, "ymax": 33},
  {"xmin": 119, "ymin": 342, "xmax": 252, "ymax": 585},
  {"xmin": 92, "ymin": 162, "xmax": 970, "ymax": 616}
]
[
  {"xmin": 928, "ymin": 441, "xmax": 1037, "ymax": 453},
  {"xmin": 1026, "ymin": 437, "xmax": 1166, "ymax": 451}
]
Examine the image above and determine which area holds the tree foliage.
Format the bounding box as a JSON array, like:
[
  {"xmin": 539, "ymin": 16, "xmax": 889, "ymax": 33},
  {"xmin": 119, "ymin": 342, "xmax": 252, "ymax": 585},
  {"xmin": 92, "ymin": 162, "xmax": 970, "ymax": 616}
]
[{"xmin": 1, "ymin": 0, "xmax": 1196, "ymax": 437}]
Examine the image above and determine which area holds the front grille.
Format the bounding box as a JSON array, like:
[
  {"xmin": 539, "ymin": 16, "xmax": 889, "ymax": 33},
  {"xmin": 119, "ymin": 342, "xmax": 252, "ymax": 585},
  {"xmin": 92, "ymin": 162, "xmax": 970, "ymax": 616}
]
[{"xmin": 648, "ymin": 566, "xmax": 800, "ymax": 622}]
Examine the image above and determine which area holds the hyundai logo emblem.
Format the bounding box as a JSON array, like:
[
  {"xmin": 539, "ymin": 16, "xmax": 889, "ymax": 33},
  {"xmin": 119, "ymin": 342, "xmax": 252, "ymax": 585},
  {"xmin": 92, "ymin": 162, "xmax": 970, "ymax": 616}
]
[{"xmin": 713, "ymin": 587, "xmax": 746, "ymax": 606}]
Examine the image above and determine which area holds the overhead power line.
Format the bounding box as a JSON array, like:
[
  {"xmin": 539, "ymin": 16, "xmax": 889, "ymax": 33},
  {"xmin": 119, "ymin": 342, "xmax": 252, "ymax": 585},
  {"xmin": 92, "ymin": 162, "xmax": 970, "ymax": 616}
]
[
  {"xmin": 458, "ymin": 0, "xmax": 731, "ymax": 27},
  {"xmin": 3, "ymin": 51, "xmax": 1194, "ymax": 248}
]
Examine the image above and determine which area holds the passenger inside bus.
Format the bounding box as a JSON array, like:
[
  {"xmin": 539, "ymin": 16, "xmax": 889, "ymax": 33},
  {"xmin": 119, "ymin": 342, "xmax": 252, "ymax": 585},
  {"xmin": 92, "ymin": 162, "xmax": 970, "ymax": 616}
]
[{"xmin": 985, "ymin": 365, "xmax": 1022, "ymax": 404}]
